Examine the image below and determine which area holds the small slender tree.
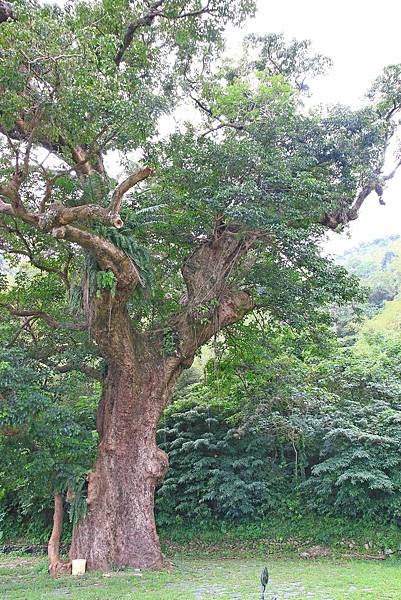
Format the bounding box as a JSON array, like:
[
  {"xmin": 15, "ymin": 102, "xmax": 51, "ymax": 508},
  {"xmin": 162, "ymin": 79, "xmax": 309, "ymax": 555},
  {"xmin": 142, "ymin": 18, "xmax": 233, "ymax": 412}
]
[{"xmin": 0, "ymin": 0, "xmax": 400, "ymax": 570}]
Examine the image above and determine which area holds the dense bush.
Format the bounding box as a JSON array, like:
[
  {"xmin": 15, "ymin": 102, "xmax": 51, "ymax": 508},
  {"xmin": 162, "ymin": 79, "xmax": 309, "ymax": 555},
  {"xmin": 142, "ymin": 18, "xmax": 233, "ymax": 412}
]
[
  {"xmin": 156, "ymin": 328, "xmax": 401, "ymax": 525},
  {"xmin": 156, "ymin": 400, "xmax": 291, "ymax": 525},
  {"xmin": 305, "ymin": 399, "xmax": 401, "ymax": 520}
]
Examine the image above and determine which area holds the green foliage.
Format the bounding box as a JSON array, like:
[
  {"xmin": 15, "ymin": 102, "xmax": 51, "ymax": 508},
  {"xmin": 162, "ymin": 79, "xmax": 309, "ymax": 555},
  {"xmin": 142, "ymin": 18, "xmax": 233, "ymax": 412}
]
[
  {"xmin": 0, "ymin": 348, "xmax": 97, "ymax": 537},
  {"xmin": 333, "ymin": 235, "xmax": 401, "ymax": 343},
  {"xmin": 157, "ymin": 400, "xmax": 290, "ymax": 524},
  {"xmin": 0, "ymin": 0, "xmax": 256, "ymax": 154},
  {"xmin": 301, "ymin": 334, "xmax": 401, "ymax": 520},
  {"xmin": 68, "ymin": 479, "xmax": 88, "ymax": 530},
  {"xmin": 159, "ymin": 513, "xmax": 401, "ymax": 554},
  {"xmin": 156, "ymin": 304, "xmax": 401, "ymax": 527},
  {"xmin": 94, "ymin": 220, "xmax": 153, "ymax": 288},
  {"xmin": 304, "ymin": 398, "xmax": 401, "ymax": 519},
  {"xmin": 96, "ymin": 271, "xmax": 117, "ymax": 298},
  {"xmin": 160, "ymin": 327, "xmax": 179, "ymax": 356},
  {"xmin": 1, "ymin": 7, "xmax": 396, "ymax": 335}
]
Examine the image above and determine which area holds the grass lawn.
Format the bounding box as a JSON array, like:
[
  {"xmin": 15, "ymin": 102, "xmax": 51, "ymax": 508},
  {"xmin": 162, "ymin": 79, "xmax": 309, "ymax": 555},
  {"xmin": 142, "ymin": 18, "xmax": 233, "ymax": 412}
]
[{"xmin": 1, "ymin": 553, "xmax": 401, "ymax": 600}]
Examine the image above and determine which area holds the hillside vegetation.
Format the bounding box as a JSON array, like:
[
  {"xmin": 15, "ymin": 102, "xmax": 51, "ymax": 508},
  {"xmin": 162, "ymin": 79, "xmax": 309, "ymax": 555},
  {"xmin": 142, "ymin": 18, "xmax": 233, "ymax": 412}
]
[{"xmin": 337, "ymin": 235, "xmax": 401, "ymax": 334}]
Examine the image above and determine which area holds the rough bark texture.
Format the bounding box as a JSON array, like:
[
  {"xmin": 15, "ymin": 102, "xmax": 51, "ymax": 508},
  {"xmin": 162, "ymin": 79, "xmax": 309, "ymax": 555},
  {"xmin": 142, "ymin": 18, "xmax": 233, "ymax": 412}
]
[
  {"xmin": 0, "ymin": 1, "xmax": 13, "ymax": 24},
  {"xmin": 69, "ymin": 301, "xmax": 181, "ymax": 571},
  {"xmin": 69, "ymin": 368, "xmax": 178, "ymax": 570},
  {"xmin": 48, "ymin": 494, "xmax": 71, "ymax": 575},
  {"xmin": 66, "ymin": 231, "xmax": 256, "ymax": 571}
]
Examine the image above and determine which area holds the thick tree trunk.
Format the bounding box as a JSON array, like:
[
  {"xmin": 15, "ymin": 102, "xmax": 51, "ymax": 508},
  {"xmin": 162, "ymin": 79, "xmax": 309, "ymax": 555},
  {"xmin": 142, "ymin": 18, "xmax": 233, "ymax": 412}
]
[
  {"xmin": 69, "ymin": 352, "xmax": 179, "ymax": 572},
  {"xmin": 66, "ymin": 237, "xmax": 253, "ymax": 572}
]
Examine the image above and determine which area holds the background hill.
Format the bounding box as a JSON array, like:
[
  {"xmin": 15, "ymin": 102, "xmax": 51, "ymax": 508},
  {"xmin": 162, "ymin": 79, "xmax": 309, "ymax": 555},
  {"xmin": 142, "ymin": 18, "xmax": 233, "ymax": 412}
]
[{"xmin": 335, "ymin": 235, "xmax": 401, "ymax": 340}]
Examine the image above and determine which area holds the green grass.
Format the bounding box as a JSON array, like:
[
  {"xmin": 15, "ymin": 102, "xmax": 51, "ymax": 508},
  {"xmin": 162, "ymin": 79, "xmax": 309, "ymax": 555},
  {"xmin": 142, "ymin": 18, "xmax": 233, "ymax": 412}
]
[{"xmin": 1, "ymin": 553, "xmax": 401, "ymax": 599}]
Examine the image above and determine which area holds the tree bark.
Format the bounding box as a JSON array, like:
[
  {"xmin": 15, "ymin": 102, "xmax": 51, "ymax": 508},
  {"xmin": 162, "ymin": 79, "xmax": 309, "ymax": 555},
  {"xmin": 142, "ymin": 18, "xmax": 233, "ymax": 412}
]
[
  {"xmin": 48, "ymin": 494, "xmax": 71, "ymax": 575},
  {"xmin": 66, "ymin": 247, "xmax": 254, "ymax": 571},
  {"xmin": 69, "ymin": 330, "xmax": 180, "ymax": 571}
]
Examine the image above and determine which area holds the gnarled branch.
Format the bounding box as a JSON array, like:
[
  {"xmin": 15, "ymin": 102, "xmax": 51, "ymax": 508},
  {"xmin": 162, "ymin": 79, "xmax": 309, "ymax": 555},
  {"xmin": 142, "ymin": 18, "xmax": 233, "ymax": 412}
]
[
  {"xmin": 115, "ymin": 0, "xmax": 166, "ymax": 66},
  {"xmin": 108, "ymin": 166, "xmax": 153, "ymax": 226},
  {"xmin": 320, "ymin": 157, "xmax": 401, "ymax": 229},
  {"xmin": 0, "ymin": 303, "xmax": 87, "ymax": 330},
  {"xmin": 0, "ymin": 194, "xmax": 140, "ymax": 288},
  {"xmin": 0, "ymin": 1, "xmax": 13, "ymax": 24},
  {"xmin": 182, "ymin": 226, "xmax": 259, "ymax": 305},
  {"xmin": 159, "ymin": 225, "xmax": 260, "ymax": 365},
  {"xmin": 176, "ymin": 289, "xmax": 254, "ymax": 362},
  {"xmin": 115, "ymin": 0, "xmax": 217, "ymax": 66},
  {"xmin": 50, "ymin": 224, "xmax": 140, "ymax": 289}
]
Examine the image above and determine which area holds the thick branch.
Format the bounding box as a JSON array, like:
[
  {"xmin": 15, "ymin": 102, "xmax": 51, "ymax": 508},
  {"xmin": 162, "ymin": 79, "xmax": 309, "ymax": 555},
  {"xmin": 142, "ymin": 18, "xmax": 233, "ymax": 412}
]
[
  {"xmin": 175, "ymin": 289, "xmax": 254, "ymax": 363},
  {"xmin": 108, "ymin": 166, "xmax": 153, "ymax": 223},
  {"xmin": 0, "ymin": 303, "xmax": 87, "ymax": 330},
  {"xmin": 115, "ymin": 0, "xmax": 216, "ymax": 66},
  {"xmin": 0, "ymin": 193, "xmax": 140, "ymax": 289},
  {"xmin": 0, "ymin": 191, "xmax": 127, "ymax": 233},
  {"xmin": 0, "ymin": 1, "xmax": 13, "ymax": 24},
  {"xmin": 0, "ymin": 183, "xmax": 38, "ymax": 225},
  {"xmin": 51, "ymin": 225, "xmax": 140, "ymax": 289},
  {"xmin": 40, "ymin": 202, "xmax": 125, "ymax": 230},
  {"xmin": 320, "ymin": 158, "xmax": 401, "ymax": 229},
  {"xmin": 115, "ymin": 0, "xmax": 166, "ymax": 66},
  {"xmin": 182, "ymin": 226, "xmax": 259, "ymax": 304},
  {"xmin": 0, "ymin": 120, "xmax": 104, "ymax": 178},
  {"xmin": 163, "ymin": 226, "xmax": 260, "ymax": 364}
]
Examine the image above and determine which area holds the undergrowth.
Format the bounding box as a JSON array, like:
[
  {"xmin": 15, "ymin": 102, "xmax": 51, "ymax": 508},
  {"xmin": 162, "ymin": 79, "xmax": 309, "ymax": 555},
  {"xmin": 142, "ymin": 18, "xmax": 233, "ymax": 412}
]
[
  {"xmin": 2, "ymin": 513, "xmax": 400, "ymax": 556},
  {"xmin": 159, "ymin": 514, "xmax": 401, "ymax": 555}
]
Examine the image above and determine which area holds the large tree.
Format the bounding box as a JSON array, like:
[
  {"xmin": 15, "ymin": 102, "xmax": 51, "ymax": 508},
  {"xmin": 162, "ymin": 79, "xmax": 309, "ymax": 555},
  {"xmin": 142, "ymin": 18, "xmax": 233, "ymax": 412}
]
[{"xmin": 0, "ymin": 0, "xmax": 400, "ymax": 571}]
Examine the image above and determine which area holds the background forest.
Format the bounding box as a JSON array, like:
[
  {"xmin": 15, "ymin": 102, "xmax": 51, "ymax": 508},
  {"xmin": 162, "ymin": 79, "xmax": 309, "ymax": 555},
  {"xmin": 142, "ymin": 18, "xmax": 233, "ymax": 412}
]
[{"xmin": 1, "ymin": 233, "xmax": 401, "ymax": 548}]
